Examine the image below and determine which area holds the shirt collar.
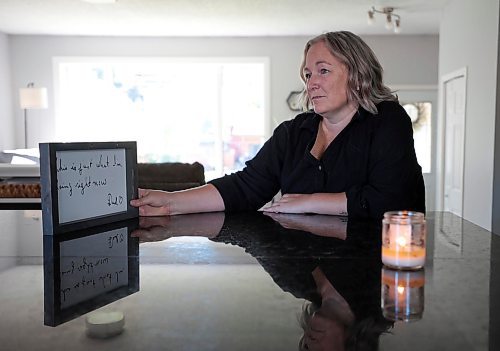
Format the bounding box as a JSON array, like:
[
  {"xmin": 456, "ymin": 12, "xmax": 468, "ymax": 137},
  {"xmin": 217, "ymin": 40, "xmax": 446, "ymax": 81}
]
[
  {"xmin": 299, "ymin": 105, "xmax": 369, "ymax": 131},
  {"xmin": 299, "ymin": 111, "xmax": 321, "ymax": 132},
  {"xmin": 354, "ymin": 104, "xmax": 372, "ymax": 121}
]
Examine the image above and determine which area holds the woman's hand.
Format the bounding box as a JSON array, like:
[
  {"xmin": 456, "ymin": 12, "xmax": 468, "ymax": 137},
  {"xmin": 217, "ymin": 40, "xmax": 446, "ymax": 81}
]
[
  {"xmin": 263, "ymin": 192, "xmax": 347, "ymax": 216},
  {"xmin": 130, "ymin": 188, "xmax": 173, "ymax": 216},
  {"xmin": 130, "ymin": 184, "xmax": 225, "ymax": 216},
  {"xmin": 263, "ymin": 193, "xmax": 314, "ymax": 213}
]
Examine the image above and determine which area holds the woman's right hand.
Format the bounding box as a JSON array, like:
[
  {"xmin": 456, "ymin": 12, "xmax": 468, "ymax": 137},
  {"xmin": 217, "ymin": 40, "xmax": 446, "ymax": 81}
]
[
  {"xmin": 130, "ymin": 184, "xmax": 225, "ymax": 216},
  {"xmin": 130, "ymin": 188, "xmax": 173, "ymax": 216}
]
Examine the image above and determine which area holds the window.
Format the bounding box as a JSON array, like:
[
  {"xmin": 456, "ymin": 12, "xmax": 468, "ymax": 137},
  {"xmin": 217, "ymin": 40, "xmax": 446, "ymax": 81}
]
[
  {"xmin": 55, "ymin": 58, "xmax": 268, "ymax": 180},
  {"xmin": 402, "ymin": 101, "xmax": 432, "ymax": 174}
]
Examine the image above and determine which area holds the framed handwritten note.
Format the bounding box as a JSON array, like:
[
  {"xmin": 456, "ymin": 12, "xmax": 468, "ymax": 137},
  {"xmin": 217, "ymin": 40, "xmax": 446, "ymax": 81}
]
[{"xmin": 40, "ymin": 142, "xmax": 138, "ymax": 235}]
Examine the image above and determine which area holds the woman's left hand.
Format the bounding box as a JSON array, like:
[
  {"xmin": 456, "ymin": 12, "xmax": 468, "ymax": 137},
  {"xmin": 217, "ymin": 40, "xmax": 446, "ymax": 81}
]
[
  {"xmin": 263, "ymin": 192, "xmax": 348, "ymax": 216},
  {"xmin": 263, "ymin": 193, "xmax": 313, "ymax": 213}
]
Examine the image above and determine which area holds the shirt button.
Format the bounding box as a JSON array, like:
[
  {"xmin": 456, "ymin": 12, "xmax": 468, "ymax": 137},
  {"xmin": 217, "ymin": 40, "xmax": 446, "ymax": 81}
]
[{"xmin": 318, "ymin": 165, "xmax": 322, "ymax": 171}]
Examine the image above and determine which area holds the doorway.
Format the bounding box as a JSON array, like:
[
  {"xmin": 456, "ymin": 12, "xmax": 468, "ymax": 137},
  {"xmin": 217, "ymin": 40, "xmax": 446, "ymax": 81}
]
[{"xmin": 440, "ymin": 68, "xmax": 467, "ymax": 217}]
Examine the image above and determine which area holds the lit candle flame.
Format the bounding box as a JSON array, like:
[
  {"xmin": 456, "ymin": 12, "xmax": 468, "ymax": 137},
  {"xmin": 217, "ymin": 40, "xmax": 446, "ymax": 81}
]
[
  {"xmin": 396, "ymin": 235, "xmax": 408, "ymax": 247},
  {"xmin": 397, "ymin": 286, "xmax": 405, "ymax": 294}
]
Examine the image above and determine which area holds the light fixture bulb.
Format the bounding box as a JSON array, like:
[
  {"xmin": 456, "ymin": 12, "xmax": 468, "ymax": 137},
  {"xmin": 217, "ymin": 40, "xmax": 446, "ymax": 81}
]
[
  {"xmin": 385, "ymin": 14, "xmax": 393, "ymax": 30},
  {"xmin": 394, "ymin": 19, "xmax": 401, "ymax": 33},
  {"xmin": 367, "ymin": 10, "xmax": 375, "ymax": 25}
]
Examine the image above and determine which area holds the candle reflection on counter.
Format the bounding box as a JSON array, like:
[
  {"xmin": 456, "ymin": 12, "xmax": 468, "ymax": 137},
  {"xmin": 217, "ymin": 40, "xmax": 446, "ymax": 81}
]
[{"xmin": 381, "ymin": 267, "xmax": 425, "ymax": 322}]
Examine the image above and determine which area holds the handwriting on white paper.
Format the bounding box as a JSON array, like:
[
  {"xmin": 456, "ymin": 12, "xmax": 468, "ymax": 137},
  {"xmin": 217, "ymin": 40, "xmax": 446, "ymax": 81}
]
[{"xmin": 56, "ymin": 149, "xmax": 127, "ymax": 224}]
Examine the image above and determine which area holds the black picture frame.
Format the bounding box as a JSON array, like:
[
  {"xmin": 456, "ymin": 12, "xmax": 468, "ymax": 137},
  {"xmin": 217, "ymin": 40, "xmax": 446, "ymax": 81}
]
[{"xmin": 39, "ymin": 141, "xmax": 138, "ymax": 235}]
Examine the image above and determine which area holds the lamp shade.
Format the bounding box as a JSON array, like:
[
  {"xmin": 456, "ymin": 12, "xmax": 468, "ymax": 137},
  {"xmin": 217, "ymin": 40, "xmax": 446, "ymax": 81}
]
[{"xmin": 19, "ymin": 86, "xmax": 48, "ymax": 109}]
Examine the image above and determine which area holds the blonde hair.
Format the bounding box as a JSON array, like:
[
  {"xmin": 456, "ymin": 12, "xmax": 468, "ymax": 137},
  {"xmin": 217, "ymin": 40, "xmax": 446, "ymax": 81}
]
[
  {"xmin": 298, "ymin": 301, "xmax": 393, "ymax": 351},
  {"xmin": 299, "ymin": 31, "xmax": 397, "ymax": 114}
]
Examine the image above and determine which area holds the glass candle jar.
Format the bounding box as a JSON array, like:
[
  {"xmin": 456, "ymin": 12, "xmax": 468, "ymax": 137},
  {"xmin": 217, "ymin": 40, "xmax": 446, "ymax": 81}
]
[
  {"xmin": 382, "ymin": 211, "xmax": 426, "ymax": 270},
  {"xmin": 381, "ymin": 267, "xmax": 425, "ymax": 322}
]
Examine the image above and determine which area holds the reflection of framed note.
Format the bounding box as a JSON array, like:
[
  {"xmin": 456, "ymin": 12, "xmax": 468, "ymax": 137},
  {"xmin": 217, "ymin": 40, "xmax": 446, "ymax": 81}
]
[
  {"xmin": 39, "ymin": 142, "xmax": 138, "ymax": 235},
  {"xmin": 43, "ymin": 219, "xmax": 139, "ymax": 327}
]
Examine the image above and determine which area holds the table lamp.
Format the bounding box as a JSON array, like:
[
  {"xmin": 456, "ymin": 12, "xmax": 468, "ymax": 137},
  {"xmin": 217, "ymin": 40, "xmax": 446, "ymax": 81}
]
[{"xmin": 19, "ymin": 82, "xmax": 48, "ymax": 148}]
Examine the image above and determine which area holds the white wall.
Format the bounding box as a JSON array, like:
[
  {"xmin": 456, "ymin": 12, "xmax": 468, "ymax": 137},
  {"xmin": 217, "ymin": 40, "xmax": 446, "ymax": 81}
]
[
  {"xmin": 5, "ymin": 34, "xmax": 438, "ymax": 148},
  {"xmin": 364, "ymin": 35, "xmax": 439, "ymax": 86},
  {"xmin": 0, "ymin": 32, "xmax": 14, "ymax": 150},
  {"xmin": 438, "ymin": 0, "xmax": 500, "ymax": 230}
]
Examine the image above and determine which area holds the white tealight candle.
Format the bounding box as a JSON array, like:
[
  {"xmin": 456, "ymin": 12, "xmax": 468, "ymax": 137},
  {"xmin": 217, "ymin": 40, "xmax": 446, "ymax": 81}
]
[{"xmin": 85, "ymin": 311, "xmax": 125, "ymax": 339}]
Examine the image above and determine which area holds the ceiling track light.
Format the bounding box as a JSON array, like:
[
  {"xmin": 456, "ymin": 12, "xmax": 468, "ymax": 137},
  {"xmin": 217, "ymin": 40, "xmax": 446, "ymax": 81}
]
[{"xmin": 367, "ymin": 6, "xmax": 401, "ymax": 33}]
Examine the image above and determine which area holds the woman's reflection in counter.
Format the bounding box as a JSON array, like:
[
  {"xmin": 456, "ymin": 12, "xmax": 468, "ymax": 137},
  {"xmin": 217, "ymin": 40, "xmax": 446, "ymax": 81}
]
[
  {"xmin": 132, "ymin": 212, "xmax": 392, "ymax": 351},
  {"xmin": 264, "ymin": 213, "xmax": 392, "ymax": 351},
  {"xmin": 300, "ymin": 266, "xmax": 354, "ymax": 350},
  {"xmin": 222, "ymin": 213, "xmax": 392, "ymax": 351},
  {"xmin": 131, "ymin": 212, "xmax": 225, "ymax": 242},
  {"xmin": 264, "ymin": 212, "xmax": 348, "ymax": 239},
  {"xmin": 298, "ymin": 264, "xmax": 392, "ymax": 351}
]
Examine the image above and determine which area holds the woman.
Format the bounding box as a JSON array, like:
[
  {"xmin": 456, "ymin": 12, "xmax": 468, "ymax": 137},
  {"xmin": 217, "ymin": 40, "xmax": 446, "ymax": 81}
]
[{"xmin": 131, "ymin": 31, "xmax": 425, "ymax": 219}]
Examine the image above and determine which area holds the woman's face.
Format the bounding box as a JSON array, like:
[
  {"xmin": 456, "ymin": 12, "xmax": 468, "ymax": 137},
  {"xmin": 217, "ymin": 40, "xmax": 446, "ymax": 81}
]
[
  {"xmin": 303, "ymin": 311, "xmax": 346, "ymax": 351},
  {"xmin": 303, "ymin": 41, "xmax": 352, "ymax": 121}
]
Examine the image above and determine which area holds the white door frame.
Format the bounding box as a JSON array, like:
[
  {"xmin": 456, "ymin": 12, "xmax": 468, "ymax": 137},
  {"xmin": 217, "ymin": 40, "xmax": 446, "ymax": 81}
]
[{"xmin": 436, "ymin": 67, "xmax": 468, "ymax": 212}]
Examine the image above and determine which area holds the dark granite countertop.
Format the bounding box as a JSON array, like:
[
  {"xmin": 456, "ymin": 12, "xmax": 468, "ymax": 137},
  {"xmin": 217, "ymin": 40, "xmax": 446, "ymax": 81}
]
[{"xmin": 0, "ymin": 210, "xmax": 498, "ymax": 350}]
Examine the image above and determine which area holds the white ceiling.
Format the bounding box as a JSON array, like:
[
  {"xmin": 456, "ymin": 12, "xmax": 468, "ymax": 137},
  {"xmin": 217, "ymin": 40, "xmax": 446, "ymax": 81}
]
[{"xmin": 0, "ymin": 0, "xmax": 448, "ymax": 37}]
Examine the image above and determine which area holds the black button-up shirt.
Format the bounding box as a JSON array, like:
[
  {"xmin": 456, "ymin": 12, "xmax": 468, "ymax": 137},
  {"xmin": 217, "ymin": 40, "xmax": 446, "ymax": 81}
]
[{"xmin": 210, "ymin": 101, "xmax": 425, "ymax": 219}]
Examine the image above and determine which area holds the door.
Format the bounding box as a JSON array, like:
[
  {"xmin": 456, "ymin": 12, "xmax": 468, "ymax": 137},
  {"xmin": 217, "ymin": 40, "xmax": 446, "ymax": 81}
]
[{"xmin": 442, "ymin": 69, "xmax": 467, "ymax": 216}]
